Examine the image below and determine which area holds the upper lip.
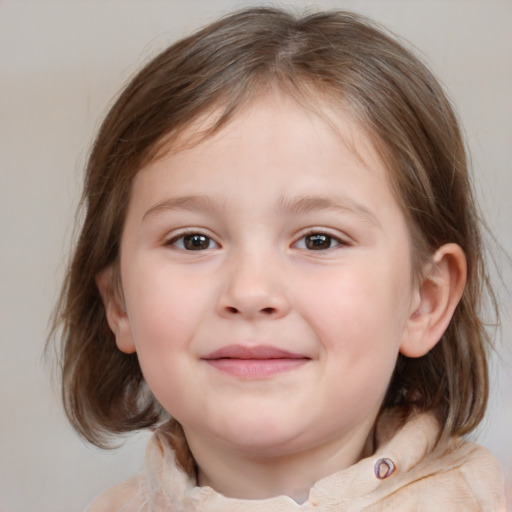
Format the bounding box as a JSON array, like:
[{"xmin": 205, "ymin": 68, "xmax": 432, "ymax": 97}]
[{"xmin": 202, "ymin": 344, "xmax": 309, "ymax": 360}]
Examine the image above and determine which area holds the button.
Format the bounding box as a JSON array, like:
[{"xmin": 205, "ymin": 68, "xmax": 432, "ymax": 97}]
[{"xmin": 374, "ymin": 458, "xmax": 396, "ymax": 479}]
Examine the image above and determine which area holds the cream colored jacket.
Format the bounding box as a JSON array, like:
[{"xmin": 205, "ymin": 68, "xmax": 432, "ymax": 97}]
[{"xmin": 86, "ymin": 413, "xmax": 506, "ymax": 511}]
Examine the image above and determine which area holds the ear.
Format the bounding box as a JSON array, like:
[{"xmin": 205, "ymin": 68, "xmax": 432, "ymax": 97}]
[
  {"xmin": 95, "ymin": 266, "xmax": 136, "ymax": 354},
  {"xmin": 400, "ymin": 243, "xmax": 467, "ymax": 358}
]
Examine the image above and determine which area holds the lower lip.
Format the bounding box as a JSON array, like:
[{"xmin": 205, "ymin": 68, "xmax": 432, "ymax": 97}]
[{"xmin": 204, "ymin": 358, "xmax": 308, "ymax": 378}]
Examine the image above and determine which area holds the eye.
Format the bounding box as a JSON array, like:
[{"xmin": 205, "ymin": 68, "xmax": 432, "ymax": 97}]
[
  {"xmin": 168, "ymin": 233, "xmax": 219, "ymax": 251},
  {"xmin": 294, "ymin": 232, "xmax": 343, "ymax": 251}
]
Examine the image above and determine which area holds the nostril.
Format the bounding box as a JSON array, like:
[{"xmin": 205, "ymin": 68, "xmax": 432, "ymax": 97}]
[
  {"xmin": 226, "ymin": 306, "xmax": 239, "ymax": 314},
  {"xmin": 261, "ymin": 307, "xmax": 276, "ymax": 315}
]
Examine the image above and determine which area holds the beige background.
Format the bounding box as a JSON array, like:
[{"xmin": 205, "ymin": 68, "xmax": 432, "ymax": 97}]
[{"xmin": 1, "ymin": 1, "xmax": 511, "ymax": 511}]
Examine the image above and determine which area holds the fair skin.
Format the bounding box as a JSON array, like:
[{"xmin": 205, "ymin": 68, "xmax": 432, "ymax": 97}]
[{"xmin": 98, "ymin": 94, "xmax": 466, "ymax": 502}]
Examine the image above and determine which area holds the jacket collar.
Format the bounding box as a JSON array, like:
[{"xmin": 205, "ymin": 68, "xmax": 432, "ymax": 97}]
[{"xmin": 143, "ymin": 410, "xmax": 448, "ymax": 510}]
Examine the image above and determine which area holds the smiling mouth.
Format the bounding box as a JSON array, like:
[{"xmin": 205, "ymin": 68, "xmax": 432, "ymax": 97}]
[{"xmin": 201, "ymin": 345, "xmax": 310, "ymax": 378}]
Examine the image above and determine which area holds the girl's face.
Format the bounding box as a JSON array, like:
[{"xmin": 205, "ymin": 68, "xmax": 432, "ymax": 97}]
[{"xmin": 113, "ymin": 94, "xmax": 420, "ymax": 461}]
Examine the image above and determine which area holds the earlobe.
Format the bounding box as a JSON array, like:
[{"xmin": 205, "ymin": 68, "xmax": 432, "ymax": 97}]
[
  {"xmin": 95, "ymin": 266, "xmax": 136, "ymax": 354},
  {"xmin": 400, "ymin": 243, "xmax": 467, "ymax": 358}
]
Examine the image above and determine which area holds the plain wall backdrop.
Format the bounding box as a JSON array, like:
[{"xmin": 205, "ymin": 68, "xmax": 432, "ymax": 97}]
[{"xmin": 1, "ymin": 1, "xmax": 511, "ymax": 511}]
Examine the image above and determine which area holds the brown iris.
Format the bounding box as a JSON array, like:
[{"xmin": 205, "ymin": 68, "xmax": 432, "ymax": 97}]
[
  {"xmin": 304, "ymin": 233, "xmax": 333, "ymax": 250},
  {"xmin": 183, "ymin": 234, "xmax": 211, "ymax": 250}
]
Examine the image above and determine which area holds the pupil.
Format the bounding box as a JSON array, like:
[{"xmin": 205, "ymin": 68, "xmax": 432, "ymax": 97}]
[
  {"xmin": 306, "ymin": 234, "xmax": 331, "ymax": 250},
  {"xmin": 184, "ymin": 234, "xmax": 209, "ymax": 250}
]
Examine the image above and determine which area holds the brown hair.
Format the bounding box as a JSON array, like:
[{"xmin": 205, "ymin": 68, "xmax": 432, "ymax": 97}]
[{"xmin": 51, "ymin": 7, "xmax": 495, "ymax": 447}]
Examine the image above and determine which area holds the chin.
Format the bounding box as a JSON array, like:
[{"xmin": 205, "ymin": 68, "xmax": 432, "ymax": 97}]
[{"xmin": 212, "ymin": 418, "xmax": 307, "ymax": 456}]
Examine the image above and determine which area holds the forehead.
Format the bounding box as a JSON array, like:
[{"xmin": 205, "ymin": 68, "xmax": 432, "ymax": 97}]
[
  {"xmin": 128, "ymin": 93, "xmax": 399, "ymax": 223},
  {"xmin": 151, "ymin": 90, "xmax": 387, "ymax": 176}
]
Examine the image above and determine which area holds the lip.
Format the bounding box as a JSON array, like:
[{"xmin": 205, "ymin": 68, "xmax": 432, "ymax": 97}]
[{"xmin": 201, "ymin": 344, "xmax": 310, "ymax": 378}]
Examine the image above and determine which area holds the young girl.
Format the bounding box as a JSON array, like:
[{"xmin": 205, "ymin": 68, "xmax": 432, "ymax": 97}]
[{"xmin": 53, "ymin": 7, "xmax": 507, "ymax": 511}]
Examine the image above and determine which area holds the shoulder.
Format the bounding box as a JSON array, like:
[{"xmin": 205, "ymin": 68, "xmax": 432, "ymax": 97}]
[
  {"xmin": 372, "ymin": 412, "xmax": 507, "ymax": 510},
  {"xmin": 84, "ymin": 474, "xmax": 147, "ymax": 512},
  {"xmin": 403, "ymin": 439, "xmax": 507, "ymax": 511},
  {"xmin": 83, "ymin": 424, "xmax": 189, "ymax": 512},
  {"xmin": 442, "ymin": 441, "xmax": 506, "ymax": 510}
]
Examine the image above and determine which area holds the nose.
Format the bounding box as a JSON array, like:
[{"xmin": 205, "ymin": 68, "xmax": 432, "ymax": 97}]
[{"xmin": 216, "ymin": 252, "xmax": 291, "ymax": 320}]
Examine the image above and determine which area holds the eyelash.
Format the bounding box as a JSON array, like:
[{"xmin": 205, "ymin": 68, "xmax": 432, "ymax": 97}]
[
  {"xmin": 293, "ymin": 231, "xmax": 348, "ymax": 251},
  {"xmin": 165, "ymin": 230, "xmax": 348, "ymax": 252},
  {"xmin": 165, "ymin": 231, "xmax": 220, "ymax": 251}
]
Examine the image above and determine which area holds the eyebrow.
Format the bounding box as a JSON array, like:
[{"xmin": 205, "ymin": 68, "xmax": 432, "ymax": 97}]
[
  {"xmin": 142, "ymin": 193, "xmax": 380, "ymax": 227},
  {"xmin": 142, "ymin": 195, "xmax": 221, "ymax": 220},
  {"xmin": 276, "ymin": 195, "xmax": 381, "ymax": 227}
]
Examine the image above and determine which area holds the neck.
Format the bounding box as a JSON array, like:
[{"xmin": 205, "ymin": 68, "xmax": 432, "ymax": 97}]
[{"xmin": 186, "ymin": 427, "xmax": 375, "ymax": 503}]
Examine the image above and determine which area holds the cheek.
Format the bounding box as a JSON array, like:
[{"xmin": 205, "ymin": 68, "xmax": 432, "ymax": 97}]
[
  {"xmin": 303, "ymin": 257, "xmax": 412, "ymax": 353},
  {"xmin": 123, "ymin": 267, "xmax": 206, "ymax": 413},
  {"xmin": 123, "ymin": 258, "xmax": 208, "ymax": 354}
]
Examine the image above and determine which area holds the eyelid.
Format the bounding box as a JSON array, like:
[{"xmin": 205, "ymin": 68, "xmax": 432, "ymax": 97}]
[
  {"xmin": 164, "ymin": 228, "xmax": 221, "ymax": 250},
  {"xmin": 292, "ymin": 228, "xmax": 351, "ymax": 250}
]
